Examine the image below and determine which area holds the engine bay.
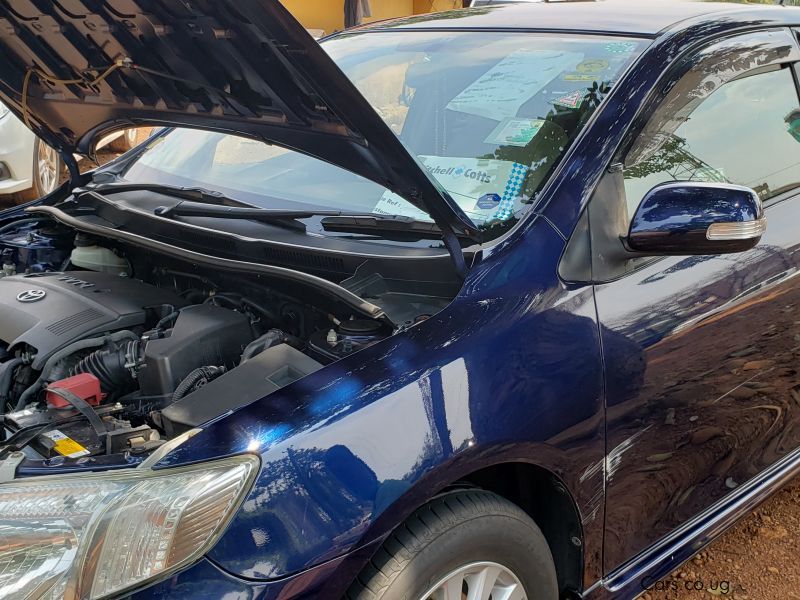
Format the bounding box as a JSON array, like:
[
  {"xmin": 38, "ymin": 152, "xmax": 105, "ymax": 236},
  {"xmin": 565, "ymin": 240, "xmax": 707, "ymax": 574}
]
[{"xmin": 0, "ymin": 214, "xmax": 451, "ymax": 462}]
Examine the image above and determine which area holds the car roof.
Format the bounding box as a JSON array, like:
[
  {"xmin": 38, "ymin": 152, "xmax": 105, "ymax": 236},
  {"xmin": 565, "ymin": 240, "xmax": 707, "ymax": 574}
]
[{"xmin": 363, "ymin": 0, "xmax": 800, "ymax": 37}]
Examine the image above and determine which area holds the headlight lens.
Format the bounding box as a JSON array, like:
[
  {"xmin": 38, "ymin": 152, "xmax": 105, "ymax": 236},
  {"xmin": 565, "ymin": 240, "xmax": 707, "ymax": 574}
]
[
  {"xmin": 0, "ymin": 455, "xmax": 258, "ymax": 599},
  {"xmin": 0, "ymin": 103, "xmax": 9, "ymax": 120}
]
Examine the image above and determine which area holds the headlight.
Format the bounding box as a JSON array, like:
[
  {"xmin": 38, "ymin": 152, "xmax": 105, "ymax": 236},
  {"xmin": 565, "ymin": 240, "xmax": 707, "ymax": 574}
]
[
  {"xmin": 0, "ymin": 455, "xmax": 259, "ymax": 599},
  {"xmin": 0, "ymin": 103, "xmax": 9, "ymax": 120}
]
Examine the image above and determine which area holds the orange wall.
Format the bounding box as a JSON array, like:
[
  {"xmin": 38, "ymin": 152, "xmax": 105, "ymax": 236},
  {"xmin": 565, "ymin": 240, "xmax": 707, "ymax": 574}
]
[
  {"xmin": 279, "ymin": 0, "xmax": 343, "ymax": 35},
  {"xmin": 414, "ymin": 0, "xmax": 463, "ymax": 13},
  {"xmin": 279, "ymin": 0, "xmax": 463, "ymax": 35},
  {"xmin": 362, "ymin": 0, "xmax": 414, "ymax": 25}
]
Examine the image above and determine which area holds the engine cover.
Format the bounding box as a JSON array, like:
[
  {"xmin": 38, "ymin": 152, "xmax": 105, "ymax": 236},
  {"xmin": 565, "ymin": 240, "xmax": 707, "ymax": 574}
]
[{"xmin": 0, "ymin": 271, "xmax": 183, "ymax": 369}]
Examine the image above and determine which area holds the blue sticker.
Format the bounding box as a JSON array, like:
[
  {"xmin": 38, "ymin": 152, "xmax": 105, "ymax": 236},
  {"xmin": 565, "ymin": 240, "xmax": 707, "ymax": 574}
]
[{"xmin": 477, "ymin": 193, "xmax": 502, "ymax": 209}]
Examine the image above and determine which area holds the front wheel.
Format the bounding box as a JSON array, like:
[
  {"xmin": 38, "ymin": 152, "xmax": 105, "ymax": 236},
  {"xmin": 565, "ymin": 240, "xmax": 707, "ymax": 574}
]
[{"xmin": 346, "ymin": 490, "xmax": 558, "ymax": 600}]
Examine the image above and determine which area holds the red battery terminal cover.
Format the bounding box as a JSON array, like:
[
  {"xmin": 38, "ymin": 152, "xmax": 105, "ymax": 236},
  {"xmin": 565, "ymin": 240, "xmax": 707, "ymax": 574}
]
[{"xmin": 46, "ymin": 373, "xmax": 105, "ymax": 409}]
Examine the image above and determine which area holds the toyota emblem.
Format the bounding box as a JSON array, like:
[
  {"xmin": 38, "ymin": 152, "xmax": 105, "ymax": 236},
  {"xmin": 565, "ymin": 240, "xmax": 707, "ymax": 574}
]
[{"xmin": 16, "ymin": 289, "xmax": 46, "ymax": 303}]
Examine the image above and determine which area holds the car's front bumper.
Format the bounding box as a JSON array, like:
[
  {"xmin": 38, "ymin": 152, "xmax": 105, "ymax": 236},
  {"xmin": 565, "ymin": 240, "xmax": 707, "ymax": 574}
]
[
  {"xmin": 126, "ymin": 538, "xmax": 383, "ymax": 600},
  {"xmin": 0, "ymin": 113, "xmax": 35, "ymax": 195}
]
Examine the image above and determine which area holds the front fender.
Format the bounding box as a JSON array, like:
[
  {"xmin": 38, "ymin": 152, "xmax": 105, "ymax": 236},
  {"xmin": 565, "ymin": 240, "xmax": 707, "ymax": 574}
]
[{"xmin": 153, "ymin": 218, "xmax": 609, "ymax": 583}]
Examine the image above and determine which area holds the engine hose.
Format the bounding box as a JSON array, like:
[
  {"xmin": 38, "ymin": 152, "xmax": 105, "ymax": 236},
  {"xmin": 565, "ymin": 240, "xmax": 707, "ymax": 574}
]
[
  {"xmin": 157, "ymin": 269, "xmax": 219, "ymax": 290},
  {"xmin": 240, "ymin": 329, "xmax": 302, "ymax": 362},
  {"xmin": 205, "ymin": 293, "xmax": 281, "ymax": 328},
  {"xmin": 0, "ymin": 358, "xmax": 23, "ymax": 407},
  {"xmin": 240, "ymin": 297, "xmax": 281, "ymax": 325},
  {"xmin": 155, "ymin": 310, "xmax": 180, "ymax": 331},
  {"xmin": 172, "ymin": 366, "xmax": 226, "ymax": 403},
  {"xmin": 72, "ymin": 340, "xmax": 141, "ymax": 393},
  {"xmin": 15, "ymin": 330, "xmax": 138, "ymax": 410}
]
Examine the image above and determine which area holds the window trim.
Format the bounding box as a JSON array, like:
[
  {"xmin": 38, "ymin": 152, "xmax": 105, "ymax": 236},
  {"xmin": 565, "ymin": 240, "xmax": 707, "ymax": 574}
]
[
  {"xmin": 614, "ymin": 27, "xmax": 800, "ymax": 167},
  {"xmin": 624, "ymin": 62, "xmax": 800, "ymax": 210},
  {"xmin": 580, "ymin": 28, "xmax": 800, "ymax": 284}
]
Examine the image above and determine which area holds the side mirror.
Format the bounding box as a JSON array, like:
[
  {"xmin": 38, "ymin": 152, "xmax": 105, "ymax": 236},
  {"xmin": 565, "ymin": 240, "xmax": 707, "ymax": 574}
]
[{"xmin": 626, "ymin": 182, "xmax": 766, "ymax": 256}]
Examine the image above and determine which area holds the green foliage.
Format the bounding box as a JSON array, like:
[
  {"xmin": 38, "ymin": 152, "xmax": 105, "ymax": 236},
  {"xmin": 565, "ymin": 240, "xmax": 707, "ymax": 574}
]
[{"xmin": 625, "ymin": 136, "xmax": 692, "ymax": 179}]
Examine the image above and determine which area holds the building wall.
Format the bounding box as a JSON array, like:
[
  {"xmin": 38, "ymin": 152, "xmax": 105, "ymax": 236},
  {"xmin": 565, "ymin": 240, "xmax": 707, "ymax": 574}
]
[
  {"xmin": 362, "ymin": 0, "xmax": 414, "ymax": 25},
  {"xmin": 280, "ymin": 0, "xmax": 464, "ymax": 36}
]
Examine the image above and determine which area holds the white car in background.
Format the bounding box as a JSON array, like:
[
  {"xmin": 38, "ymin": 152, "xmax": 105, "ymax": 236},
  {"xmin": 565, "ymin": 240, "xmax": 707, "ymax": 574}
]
[{"xmin": 0, "ymin": 101, "xmax": 136, "ymax": 201}]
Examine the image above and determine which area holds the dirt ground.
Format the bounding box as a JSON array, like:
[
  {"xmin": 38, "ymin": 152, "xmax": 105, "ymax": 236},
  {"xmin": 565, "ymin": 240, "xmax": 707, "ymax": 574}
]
[{"xmin": 635, "ymin": 474, "xmax": 800, "ymax": 600}]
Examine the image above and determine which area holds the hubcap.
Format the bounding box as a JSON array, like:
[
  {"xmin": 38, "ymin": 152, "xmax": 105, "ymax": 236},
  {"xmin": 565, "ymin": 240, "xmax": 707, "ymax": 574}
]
[
  {"xmin": 37, "ymin": 142, "xmax": 59, "ymax": 193},
  {"xmin": 419, "ymin": 561, "xmax": 527, "ymax": 600}
]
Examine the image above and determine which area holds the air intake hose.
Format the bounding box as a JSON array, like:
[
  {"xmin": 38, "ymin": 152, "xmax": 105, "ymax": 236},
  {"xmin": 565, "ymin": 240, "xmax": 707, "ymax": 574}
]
[{"xmin": 73, "ymin": 340, "xmax": 142, "ymax": 394}]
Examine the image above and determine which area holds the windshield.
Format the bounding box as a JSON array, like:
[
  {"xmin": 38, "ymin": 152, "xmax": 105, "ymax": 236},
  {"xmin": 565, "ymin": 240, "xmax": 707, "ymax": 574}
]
[{"xmin": 120, "ymin": 31, "xmax": 645, "ymax": 237}]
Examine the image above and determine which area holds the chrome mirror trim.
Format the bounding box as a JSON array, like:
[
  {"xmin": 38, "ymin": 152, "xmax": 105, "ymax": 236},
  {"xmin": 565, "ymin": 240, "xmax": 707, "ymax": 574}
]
[{"xmin": 706, "ymin": 216, "xmax": 767, "ymax": 241}]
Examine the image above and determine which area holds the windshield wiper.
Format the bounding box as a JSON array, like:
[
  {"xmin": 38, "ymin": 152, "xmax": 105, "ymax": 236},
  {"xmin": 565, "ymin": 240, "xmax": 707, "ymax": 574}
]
[
  {"xmin": 82, "ymin": 183, "xmax": 467, "ymax": 241},
  {"xmin": 82, "ymin": 183, "xmax": 354, "ymax": 232},
  {"xmin": 85, "ymin": 182, "xmax": 255, "ymax": 207},
  {"xmin": 321, "ymin": 214, "xmax": 474, "ymax": 241},
  {"xmin": 154, "ymin": 201, "xmax": 347, "ymax": 232}
]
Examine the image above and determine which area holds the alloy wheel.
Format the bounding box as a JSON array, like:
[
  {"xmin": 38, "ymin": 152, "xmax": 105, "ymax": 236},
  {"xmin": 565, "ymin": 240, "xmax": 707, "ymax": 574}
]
[
  {"xmin": 125, "ymin": 128, "xmax": 138, "ymax": 148},
  {"xmin": 36, "ymin": 141, "xmax": 60, "ymax": 194},
  {"xmin": 420, "ymin": 561, "xmax": 527, "ymax": 600}
]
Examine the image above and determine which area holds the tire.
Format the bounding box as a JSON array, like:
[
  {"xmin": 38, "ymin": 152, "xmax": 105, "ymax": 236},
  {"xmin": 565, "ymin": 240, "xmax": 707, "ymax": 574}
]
[
  {"xmin": 16, "ymin": 138, "xmax": 63, "ymax": 201},
  {"xmin": 345, "ymin": 490, "xmax": 559, "ymax": 600},
  {"xmin": 107, "ymin": 128, "xmax": 139, "ymax": 152}
]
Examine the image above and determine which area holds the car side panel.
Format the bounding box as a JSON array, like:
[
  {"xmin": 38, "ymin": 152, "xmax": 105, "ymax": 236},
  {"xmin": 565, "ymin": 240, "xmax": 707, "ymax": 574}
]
[
  {"xmin": 596, "ymin": 191, "xmax": 800, "ymax": 574},
  {"xmin": 152, "ymin": 217, "xmax": 607, "ymax": 588}
]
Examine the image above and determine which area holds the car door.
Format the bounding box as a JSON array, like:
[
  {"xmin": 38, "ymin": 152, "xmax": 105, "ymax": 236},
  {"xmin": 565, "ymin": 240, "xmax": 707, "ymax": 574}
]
[{"xmin": 590, "ymin": 30, "xmax": 800, "ymax": 573}]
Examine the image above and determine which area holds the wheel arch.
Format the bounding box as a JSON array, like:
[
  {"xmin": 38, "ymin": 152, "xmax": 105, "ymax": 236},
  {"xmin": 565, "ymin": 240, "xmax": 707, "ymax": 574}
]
[
  {"xmin": 350, "ymin": 459, "xmax": 586, "ymax": 599},
  {"xmin": 455, "ymin": 461, "xmax": 585, "ymax": 598}
]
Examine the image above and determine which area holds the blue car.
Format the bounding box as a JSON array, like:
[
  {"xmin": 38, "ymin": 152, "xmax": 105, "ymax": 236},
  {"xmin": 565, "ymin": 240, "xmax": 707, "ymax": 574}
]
[{"xmin": 0, "ymin": 1, "xmax": 799, "ymax": 599}]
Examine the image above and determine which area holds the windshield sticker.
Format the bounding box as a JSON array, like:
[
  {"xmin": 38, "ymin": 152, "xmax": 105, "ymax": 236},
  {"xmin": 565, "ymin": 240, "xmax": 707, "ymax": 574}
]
[
  {"xmin": 372, "ymin": 193, "xmax": 431, "ymax": 221},
  {"xmin": 562, "ymin": 58, "xmax": 612, "ymax": 82},
  {"xmin": 477, "ymin": 193, "xmax": 502, "ymax": 209},
  {"xmin": 552, "ymin": 91, "xmax": 584, "ymax": 110},
  {"xmin": 605, "ymin": 41, "xmax": 639, "ymax": 54},
  {"xmin": 561, "ymin": 72, "xmax": 599, "ymax": 82},
  {"xmin": 372, "ymin": 156, "xmax": 529, "ymax": 223},
  {"xmin": 492, "ymin": 162, "xmax": 528, "ymax": 221},
  {"xmin": 446, "ymin": 49, "xmax": 584, "ymax": 122},
  {"xmin": 485, "ymin": 118, "xmax": 545, "ymax": 147},
  {"xmin": 576, "ymin": 59, "xmax": 609, "ymax": 74}
]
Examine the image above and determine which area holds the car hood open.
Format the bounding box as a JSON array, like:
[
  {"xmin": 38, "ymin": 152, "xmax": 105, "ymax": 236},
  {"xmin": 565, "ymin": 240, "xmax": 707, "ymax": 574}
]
[{"xmin": 0, "ymin": 0, "xmax": 479, "ymax": 242}]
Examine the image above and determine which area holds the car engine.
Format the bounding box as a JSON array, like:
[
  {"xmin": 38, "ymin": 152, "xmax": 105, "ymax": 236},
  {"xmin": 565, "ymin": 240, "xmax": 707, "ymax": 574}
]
[
  {"xmin": 0, "ymin": 204, "xmax": 457, "ymax": 462},
  {"xmin": 0, "ymin": 248, "xmax": 397, "ymax": 459}
]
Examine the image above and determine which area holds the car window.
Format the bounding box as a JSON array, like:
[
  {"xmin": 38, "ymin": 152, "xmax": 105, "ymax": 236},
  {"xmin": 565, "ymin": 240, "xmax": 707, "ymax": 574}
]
[
  {"xmin": 122, "ymin": 31, "xmax": 645, "ymax": 239},
  {"xmin": 622, "ymin": 67, "xmax": 800, "ymax": 220}
]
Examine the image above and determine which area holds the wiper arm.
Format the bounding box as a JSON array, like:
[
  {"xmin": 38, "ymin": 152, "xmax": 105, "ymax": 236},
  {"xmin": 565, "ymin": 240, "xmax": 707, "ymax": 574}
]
[
  {"xmin": 321, "ymin": 214, "xmax": 474, "ymax": 241},
  {"xmin": 154, "ymin": 201, "xmax": 346, "ymax": 232},
  {"xmin": 83, "ymin": 184, "xmax": 351, "ymax": 232},
  {"xmin": 85, "ymin": 182, "xmax": 253, "ymax": 208}
]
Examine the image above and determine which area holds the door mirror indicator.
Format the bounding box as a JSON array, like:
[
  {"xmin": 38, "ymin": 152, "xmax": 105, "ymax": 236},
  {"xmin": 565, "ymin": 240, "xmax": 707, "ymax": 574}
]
[{"xmin": 626, "ymin": 182, "xmax": 766, "ymax": 256}]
